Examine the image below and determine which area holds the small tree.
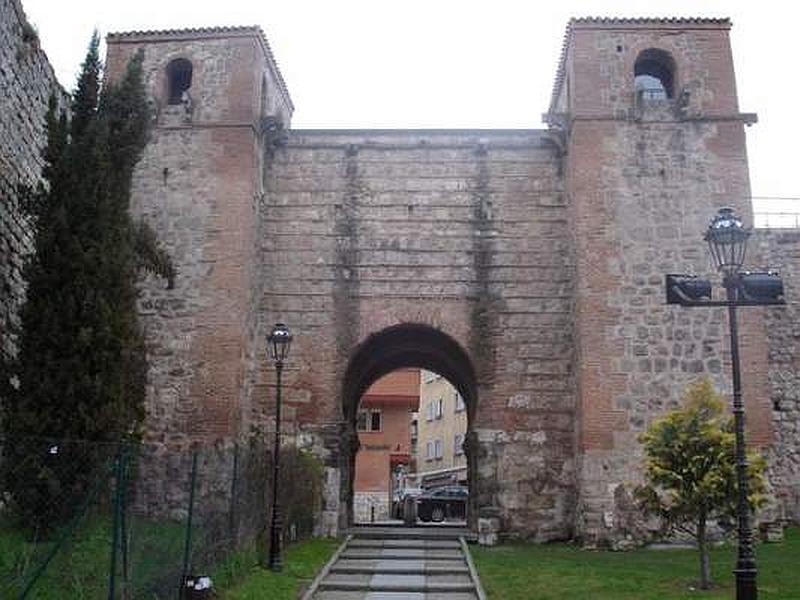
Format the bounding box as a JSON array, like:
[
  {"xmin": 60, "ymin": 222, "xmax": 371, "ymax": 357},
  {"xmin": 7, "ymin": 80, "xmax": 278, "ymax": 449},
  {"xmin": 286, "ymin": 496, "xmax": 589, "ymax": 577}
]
[{"xmin": 635, "ymin": 379, "xmax": 766, "ymax": 590}]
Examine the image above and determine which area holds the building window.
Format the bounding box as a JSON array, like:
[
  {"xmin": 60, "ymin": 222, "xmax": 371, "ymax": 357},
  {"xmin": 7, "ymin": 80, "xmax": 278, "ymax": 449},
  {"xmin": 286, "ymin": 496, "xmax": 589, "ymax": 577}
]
[
  {"xmin": 357, "ymin": 409, "xmax": 382, "ymax": 432},
  {"xmin": 370, "ymin": 409, "xmax": 382, "ymax": 432},
  {"xmin": 434, "ymin": 439, "xmax": 443, "ymax": 459},
  {"xmin": 426, "ymin": 441, "xmax": 434, "ymax": 460},
  {"xmin": 166, "ymin": 58, "xmax": 193, "ymax": 105},
  {"xmin": 424, "ymin": 370, "xmax": 443, "ymax": 384},
  {"xmin": 454, "ymin": 433, "xmax": 464, "ymax": 455},
  {"xmin": 455, "ymin": 392, "xmax": 465, "ymax": 412},
  {"xmin": 435, "ymin": 398, "xmax": 443, "ymax": 419},
  {"xmin": 426, "ymin": 401, "xmax": 434, "ymax": 422},
  {"xmin": 634, "ymin": 48, "xmax": 675, "ymax": 100}
]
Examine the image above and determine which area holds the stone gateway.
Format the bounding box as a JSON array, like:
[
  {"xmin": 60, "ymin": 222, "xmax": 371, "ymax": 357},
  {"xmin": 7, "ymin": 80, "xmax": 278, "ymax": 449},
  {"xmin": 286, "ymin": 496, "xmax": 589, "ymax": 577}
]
[
  {"xmin": 102, "ymin": 18, "xmax": 800, "ymax": 545},
  {"xmin": 3, "ymin": 7, "xmax": 798, "ymax": 547}
]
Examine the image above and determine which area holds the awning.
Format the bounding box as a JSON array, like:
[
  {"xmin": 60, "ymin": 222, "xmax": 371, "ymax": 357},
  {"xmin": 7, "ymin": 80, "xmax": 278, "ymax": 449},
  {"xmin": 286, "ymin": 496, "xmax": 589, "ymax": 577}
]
[{"xmin": 390, "ymin": 453, "xmax": 410, "ymax": 467}]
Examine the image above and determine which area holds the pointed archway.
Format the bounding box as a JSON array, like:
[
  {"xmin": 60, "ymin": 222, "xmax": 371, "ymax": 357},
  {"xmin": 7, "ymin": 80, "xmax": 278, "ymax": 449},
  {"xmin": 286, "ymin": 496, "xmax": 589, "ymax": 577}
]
[{"xmin": 339, "ymin": 323, "xmax": 478, "ymax": 530}]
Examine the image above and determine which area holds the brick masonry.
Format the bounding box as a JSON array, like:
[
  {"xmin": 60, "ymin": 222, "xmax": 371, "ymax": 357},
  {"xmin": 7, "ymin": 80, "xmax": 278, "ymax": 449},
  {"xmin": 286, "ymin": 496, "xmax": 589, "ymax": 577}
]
[
  {"xmin": 104, "ymin": 28, "xmax": 293, "ymax": 448},
  {"xmin": 3, "ymin": 12, "xmax": 800, "ymax": 545},
  {"xmin": 258, "ymin": 129, "xmax": 576, "ymax": 539}
]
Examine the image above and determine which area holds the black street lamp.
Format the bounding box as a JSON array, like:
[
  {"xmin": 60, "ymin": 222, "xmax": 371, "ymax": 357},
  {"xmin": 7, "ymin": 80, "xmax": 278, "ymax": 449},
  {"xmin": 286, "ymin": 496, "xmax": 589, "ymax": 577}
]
[
  {"xmin": 666, "ymin": 207, "xmax": 785, "ymax": 600},
  {"xmin": 266, "ymin": 322, "xmax": 292, "ymax": 572},
  {"xmin": 705, "ymin": 208, "xmax": 758, "ymax": 600}
]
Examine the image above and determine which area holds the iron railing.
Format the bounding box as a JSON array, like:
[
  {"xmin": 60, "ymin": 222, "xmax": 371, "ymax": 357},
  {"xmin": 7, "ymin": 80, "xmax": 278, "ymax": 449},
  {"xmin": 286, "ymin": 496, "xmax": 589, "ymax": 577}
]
[{"xmin": 753, "ymin": 212, "xmax": 800, "ymax": 229}]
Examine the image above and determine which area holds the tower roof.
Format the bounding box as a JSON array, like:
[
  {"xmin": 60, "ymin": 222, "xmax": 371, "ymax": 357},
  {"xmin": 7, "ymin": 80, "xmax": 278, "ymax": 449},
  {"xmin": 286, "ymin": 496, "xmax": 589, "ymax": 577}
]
[
  {"xmin": 106, "ymin": 26, "xmax": 293, "ymax": 112},
  {"xmin": 547, "ymin": 17, "xmax": 731, "ymax": 117}
]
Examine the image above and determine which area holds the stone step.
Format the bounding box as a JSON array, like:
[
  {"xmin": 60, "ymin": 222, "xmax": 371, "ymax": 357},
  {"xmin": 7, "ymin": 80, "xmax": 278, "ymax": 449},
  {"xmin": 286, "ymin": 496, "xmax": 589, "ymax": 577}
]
[
  {"xmin": 341, "ymin": 548, "xmax": 464, "ymax": 560},
  {"xmin": 351, "ymin": 522, "xmax": 467, "ymax": 529},
  {"xmin": 348, "ymin": 526, "xmax": 473, "ymax": 541},
  {"xmin": 304, "ymin": 532, "xmax": 483, "ymax": 600},
  {"xmin": 331, "ymin": 558, "xmax": 469, "ymax": 575},
  {"xmin": 348, "ymin": 538, "xmax": 461, "ymax": 550},
  {"xmin": 313, "ymin": 591, "xmax": 479, "ymax": 600},
  {"xmin": 349, "ymin": 524, "xmax": 469, "ymax": 530},
  {"xmin": 318, "ymin": 572, "xmax": 475, "ymax": 592}
]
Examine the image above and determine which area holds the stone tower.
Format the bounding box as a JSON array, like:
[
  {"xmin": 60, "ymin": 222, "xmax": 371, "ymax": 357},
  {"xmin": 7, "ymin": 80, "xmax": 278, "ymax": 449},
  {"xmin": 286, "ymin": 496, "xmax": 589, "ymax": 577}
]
[
  {"xmin": 548, "ymin": 18, "xmax": 770, "ymax": 543},
  {"xmin": 105, "ymin": 28, "xmax": 293, "ymax": 444}
]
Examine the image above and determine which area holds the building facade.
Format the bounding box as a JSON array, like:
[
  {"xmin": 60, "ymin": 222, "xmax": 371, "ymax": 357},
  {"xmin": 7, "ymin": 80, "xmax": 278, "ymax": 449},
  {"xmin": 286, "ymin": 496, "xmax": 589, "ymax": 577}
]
[
  {"xmin": 3, "ymin": 7, "xmax": 800, "ymax": 546},
  {"xmin": 414, "ymin": 370, "xmax": 468, "ymax": 489},
  {"xmin": 353, "ymin": 369, "xmax": 419, "ymax": 521}
]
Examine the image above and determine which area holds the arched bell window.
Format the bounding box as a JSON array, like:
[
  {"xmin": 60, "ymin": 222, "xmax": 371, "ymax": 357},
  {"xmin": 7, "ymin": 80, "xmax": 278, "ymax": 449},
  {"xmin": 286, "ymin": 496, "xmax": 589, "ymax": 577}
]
[
  {"xmin": 634, "ymin": 48, "xmax": 676, "ymax": 100},
  {"xmin": 166, "ymin": 58, "xmax": 192, "ymax": 105}
]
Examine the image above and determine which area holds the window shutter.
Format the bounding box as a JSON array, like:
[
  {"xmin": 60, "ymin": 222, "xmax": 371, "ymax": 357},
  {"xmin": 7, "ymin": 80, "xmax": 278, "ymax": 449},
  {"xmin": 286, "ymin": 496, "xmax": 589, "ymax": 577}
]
[{"xmin": 370, "ymin": 410, "xmax": 381, "ymax": 431}]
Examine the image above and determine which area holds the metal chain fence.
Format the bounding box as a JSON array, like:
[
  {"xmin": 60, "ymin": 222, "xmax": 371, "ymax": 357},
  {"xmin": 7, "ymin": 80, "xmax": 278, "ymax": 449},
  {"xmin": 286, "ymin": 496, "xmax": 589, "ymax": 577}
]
[{"xmin": 0, "ymin": 434, "xmax": 322, "ymax": 599}]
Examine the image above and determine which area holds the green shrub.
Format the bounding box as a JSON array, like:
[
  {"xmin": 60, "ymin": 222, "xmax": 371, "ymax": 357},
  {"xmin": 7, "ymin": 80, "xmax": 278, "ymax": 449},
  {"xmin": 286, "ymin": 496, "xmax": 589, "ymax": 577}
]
[{"xmin": 280, "ymin": 447, "xmax": 323, "ymax": 541}]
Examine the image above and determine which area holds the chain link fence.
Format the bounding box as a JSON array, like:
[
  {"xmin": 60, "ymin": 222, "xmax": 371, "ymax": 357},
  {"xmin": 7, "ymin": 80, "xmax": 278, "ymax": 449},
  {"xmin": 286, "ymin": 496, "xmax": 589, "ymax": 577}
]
[{"xmin": 0, "ymin": 434, "xmax": 322, "ymax": 599}]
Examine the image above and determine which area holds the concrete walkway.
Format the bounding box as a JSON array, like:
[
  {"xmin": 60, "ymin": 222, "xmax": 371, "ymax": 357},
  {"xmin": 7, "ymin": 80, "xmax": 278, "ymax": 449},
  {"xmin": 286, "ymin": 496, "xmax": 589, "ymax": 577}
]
[{"xmin": 304, "ymin": 525, "xmax": 485, "ymax": 600}]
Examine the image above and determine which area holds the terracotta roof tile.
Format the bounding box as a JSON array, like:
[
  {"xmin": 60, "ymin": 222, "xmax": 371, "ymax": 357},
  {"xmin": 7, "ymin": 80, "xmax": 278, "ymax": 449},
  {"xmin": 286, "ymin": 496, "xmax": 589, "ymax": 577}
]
[
  {"xmin": 570, "ymin": 17, "xmax": 730, "ymax": 26},
  {"xmin": 108, "ymin": 25, "xmax": 258, "ymax": 37}
]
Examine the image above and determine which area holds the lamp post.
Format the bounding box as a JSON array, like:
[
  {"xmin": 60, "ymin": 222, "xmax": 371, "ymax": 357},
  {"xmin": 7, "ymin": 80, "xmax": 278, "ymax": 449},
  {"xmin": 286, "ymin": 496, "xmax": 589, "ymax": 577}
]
[
  {"xmin": 667, "ymin": 207, "xmax": 784, "ymax": 600},
  {"xmin": 266, "ymin": 323, "xmax": 292, "ymax": 572},
  {"xmin": 704, "ymin": 208, "xmax": 757, "ymax": 599}
]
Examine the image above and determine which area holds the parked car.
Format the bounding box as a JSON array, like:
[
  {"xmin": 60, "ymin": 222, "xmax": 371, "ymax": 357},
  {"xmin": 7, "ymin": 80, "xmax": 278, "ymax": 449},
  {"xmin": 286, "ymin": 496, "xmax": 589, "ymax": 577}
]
[
  {"xmin": 416, "ymin": 486, "xmax": 468, "ymax": 522},
  {"xmin": 393, "ymin": 487, "xmax": 423, "ymax": 519}
]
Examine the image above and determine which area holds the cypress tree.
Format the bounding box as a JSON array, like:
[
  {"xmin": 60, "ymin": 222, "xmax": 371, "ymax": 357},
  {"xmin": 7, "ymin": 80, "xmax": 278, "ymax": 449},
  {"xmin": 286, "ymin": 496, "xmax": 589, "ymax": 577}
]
[{"xmin": 1, "ymin": 36, "xmax": 173, "ymax": 527}]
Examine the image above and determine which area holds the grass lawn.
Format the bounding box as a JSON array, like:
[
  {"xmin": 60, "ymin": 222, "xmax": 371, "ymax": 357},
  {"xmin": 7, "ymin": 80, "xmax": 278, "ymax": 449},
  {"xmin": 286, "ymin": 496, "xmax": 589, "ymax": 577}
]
[
  {"xmin": 1, "ymin": 514, "xmax": 189, "ymax": 599},
  {"xmin": 218, "ymin": 537, "xmax": 341, "ymax": 599},
  {"xmin": 472, "ymin": 527, "xmax": 800, "ymax": 600},
  {"xmin": 1, "ymin": 510, "xmax": 339, "ymax": 599}
]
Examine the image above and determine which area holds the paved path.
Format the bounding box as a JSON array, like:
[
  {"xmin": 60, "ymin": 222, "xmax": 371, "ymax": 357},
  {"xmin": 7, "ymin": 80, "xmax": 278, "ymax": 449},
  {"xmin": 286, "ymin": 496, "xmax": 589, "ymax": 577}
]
[{"xmin": 305, "ymin": 525, "xmax": 485, "ymax": 600}]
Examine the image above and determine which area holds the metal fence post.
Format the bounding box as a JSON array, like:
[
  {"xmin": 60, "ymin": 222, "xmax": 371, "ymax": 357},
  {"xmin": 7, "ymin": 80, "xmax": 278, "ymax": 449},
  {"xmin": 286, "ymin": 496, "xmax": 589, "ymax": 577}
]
[
  {"xmin": 18, "ymin": 458, "xmax": 105, "ymax": 599},
  {"xmin": 119, "ymin": 446, "xmax": 130, "ymax": 597},
  {"xmin": 180, "ymin": 450, "xmax": 199, "ymax": 598},
  {"xmin": 108, "ymin": 447, "xmax": 126, "ymax": 600}
]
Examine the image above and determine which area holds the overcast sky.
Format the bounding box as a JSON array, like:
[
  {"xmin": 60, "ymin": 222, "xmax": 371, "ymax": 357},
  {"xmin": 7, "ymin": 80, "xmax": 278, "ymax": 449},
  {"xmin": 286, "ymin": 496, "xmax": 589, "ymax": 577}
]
[{"xmin": 20, "ymin": 0, "xmax": 800, "ymax": 214}]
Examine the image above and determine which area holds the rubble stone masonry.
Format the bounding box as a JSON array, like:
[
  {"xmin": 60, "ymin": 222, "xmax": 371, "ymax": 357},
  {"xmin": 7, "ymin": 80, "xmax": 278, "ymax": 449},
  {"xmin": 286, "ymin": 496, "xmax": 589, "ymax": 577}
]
[
  {"xmin": 105, "ymin": 28, "xmax": 293, "ymax": 447},
  {"xmin": 0, "ymin": 0, "xmax": 65, "ymax": 361},
  {"xmin": 756, "ymin": 229, "xmax": 800, "ymax": 522},
  {"xmin": 3, "ymin": 9, "xmax": 799, "ymax": 544},
  {"xmin": 560, "ymin": 19, "xmax": 771, "ymax": 545}
]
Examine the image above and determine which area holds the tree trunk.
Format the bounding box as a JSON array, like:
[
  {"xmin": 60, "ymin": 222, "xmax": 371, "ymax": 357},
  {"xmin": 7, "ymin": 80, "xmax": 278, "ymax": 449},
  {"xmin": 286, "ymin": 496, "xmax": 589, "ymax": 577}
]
[{"xmin": 698, "ymin": 512, "xmax": 712, "ymax": 589}]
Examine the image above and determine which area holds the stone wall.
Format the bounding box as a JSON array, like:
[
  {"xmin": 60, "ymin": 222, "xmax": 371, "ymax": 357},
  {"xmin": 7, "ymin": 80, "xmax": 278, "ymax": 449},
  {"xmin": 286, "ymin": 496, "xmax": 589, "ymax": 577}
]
[
  {"xmin": 756, "ymin": 229, "xmax": 800, "ymax": 522},
  {"xmin": 0, "ymin": 0, "xmax": 65, "ymax": 361},
  {"xmin": 259, "ymin": 130, "xmax": 576, "ymax": 540},
  {"xmin": 102, "ymin": 20, "xmax": 800, "ymax": 544},
  {"xmin": 353, "ymin": 491, "xmax": 390, "ymax": 523}
]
